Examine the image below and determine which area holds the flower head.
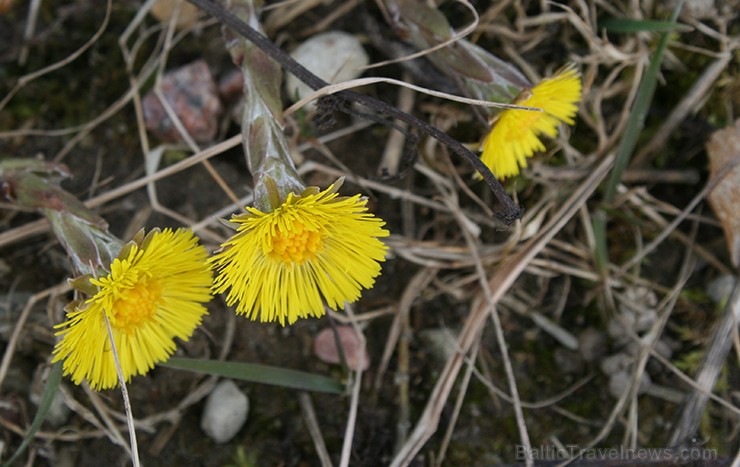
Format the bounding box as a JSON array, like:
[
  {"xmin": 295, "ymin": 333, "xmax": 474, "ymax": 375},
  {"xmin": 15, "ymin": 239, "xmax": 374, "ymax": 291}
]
[
  {"xmin": 480, "ymin": 67, "xmax": 582, "ymax": 179},
  {"xmin": 52, "ymin": 228, "xmax": 213, "ymax": 390},
  {"xmin": 210, "ymin": 182, "xmax": 389, "ymax": 325}
]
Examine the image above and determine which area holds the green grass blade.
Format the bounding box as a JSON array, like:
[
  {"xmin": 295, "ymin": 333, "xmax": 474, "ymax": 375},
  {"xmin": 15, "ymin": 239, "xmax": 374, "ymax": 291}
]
[
  {"xmin": 600, "ymin": 18, "xmax": 692, "ymax": 33},
  {"xmin": 162, "ymin": 357, "xmax": 345, "ymax": 394},
  {"xmin": 604, "ymin": 7, "xmax": 683, "ymax": 201},
  {"xmin": 2, "ymin": 362, "xmax": 63, "ymax": 467},
  {"xmin": 593, "ymin": 1, "xmax": 684, "ymax": 273}
]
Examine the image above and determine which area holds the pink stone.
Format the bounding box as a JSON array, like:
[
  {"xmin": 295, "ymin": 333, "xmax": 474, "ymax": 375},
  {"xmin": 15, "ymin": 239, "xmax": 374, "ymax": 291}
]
[
  {"xmin": 218, "ymin": 69, "xmax": 244, "ymax": 100},
  {"xmin": 314, "ymin": 326, "xmax": 370, "ymax": 371},
  {"xmin": 143, "ymin": 60, "xmax": 222, "ymax": 143}
]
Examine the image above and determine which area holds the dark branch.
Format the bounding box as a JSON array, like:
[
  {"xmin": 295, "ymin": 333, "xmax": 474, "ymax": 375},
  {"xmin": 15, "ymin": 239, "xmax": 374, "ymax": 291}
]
[{"xmin": 186, "ymin": 0, "xmax": 522, "ymax": 225}]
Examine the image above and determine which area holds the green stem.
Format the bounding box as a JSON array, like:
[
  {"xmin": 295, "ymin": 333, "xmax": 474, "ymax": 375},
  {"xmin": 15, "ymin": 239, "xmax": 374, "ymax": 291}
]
[{"xmin": 225, "ymin": 0, "xmax": 305, "ymax": 211}]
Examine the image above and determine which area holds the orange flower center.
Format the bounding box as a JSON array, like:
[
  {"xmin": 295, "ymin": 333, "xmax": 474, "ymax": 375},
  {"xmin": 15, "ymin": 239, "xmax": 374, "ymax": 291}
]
[
  {"xmin": 268, "ymin": 220, "xmax": 324, "ymax": 264},
  {"xmin": 110, "ymin": 278, "xmax": 162, "ymax": 333}
]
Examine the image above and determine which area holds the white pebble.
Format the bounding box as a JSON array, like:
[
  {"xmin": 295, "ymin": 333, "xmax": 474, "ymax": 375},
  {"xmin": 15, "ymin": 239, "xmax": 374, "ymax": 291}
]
[
  {"xmin": 201, "ymin": 380, "xmax": 249, "ymax": 443},
  {"xmin": 286, "ymin": 31, "xmax": 369, "ymax": 106}
]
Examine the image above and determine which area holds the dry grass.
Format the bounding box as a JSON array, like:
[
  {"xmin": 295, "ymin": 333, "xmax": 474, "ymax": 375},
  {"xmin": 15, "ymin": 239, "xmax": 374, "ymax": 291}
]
[{"xmin": 0, "ymin": 0, "xmax": 739, "ymax": 465}]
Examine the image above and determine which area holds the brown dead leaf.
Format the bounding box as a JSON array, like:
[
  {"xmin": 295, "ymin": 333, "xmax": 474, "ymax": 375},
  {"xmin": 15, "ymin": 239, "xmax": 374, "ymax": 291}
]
[
  {"xmin": 0, "ymin": 0, "xmax": 13, "ymax": 15},
  {"xmin": 707, "ymin": 118, "xmax": 740, "ymax": 268}
]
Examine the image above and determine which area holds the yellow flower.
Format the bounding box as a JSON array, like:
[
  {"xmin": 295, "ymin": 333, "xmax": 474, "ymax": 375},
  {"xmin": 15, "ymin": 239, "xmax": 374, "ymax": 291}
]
[
  {"xmin": 52, "ymin": 228, "xmax": 213, "ymax": 390},
  {"xmin": 210, "ymin": 183, "xmax": 389, "ymax": 325},
  {"xmin": 480, "ymin": 67, "xmax": 582, "ymax": 179}
]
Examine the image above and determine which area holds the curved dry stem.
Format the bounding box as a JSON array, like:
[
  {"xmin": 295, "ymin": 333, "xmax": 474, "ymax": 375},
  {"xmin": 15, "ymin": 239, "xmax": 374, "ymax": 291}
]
[
  {"xmin": 284, "ymin": 76, "xmax": 543, "ymax": 117},
  {"xmin": 390, "ymin": 154, "xmax": 614, "ymax": 466}
]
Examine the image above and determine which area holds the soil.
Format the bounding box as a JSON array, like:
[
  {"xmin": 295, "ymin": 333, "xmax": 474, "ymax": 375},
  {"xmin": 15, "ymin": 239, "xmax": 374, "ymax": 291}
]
[{"xmin": 1, "ymin": 1, "xmax": 738, "ymax": 466}]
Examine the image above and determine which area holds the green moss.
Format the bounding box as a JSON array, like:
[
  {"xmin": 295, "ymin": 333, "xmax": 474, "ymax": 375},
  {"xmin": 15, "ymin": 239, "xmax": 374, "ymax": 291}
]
[{"xmin": 224, "ymin": 446, "xmax": 259, "ymax": 467}]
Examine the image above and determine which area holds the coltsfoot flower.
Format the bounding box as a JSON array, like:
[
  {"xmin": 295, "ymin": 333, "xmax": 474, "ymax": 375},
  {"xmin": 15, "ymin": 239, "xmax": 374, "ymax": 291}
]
[
  {"xmin": 52, "ymin": 228, "xmax": 213, "ymax": 390},
  {"xmin": 211, "ymin": 182, "xmax": 389, "ymax": 325},
  {"xmin": 480, "ymin": 67, "xmax": 582, "ymax": 179}
]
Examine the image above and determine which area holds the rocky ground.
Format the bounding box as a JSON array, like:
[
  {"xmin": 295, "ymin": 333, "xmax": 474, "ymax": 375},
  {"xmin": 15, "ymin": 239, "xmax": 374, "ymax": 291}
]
[{"xmin": 0, "ymin": 0, "xmax": 739, "ymax": 466}]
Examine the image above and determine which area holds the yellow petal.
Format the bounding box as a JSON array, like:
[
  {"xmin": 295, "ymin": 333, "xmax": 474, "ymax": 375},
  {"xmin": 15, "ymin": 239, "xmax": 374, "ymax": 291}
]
[
  {"xmin": 52, "ymin": 228, "xmax": 212, "ymax": 390},
  {"xmin": 210, "ymin": 183, "xmax": 389, "ymax": 326},
  {"xmin": 480, "ymin": 67, "xmax": 582, "ymax": 179}
]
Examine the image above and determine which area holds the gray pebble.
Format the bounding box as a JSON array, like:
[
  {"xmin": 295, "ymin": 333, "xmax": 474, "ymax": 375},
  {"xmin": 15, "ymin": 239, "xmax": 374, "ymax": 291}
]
[
  {"xmin": 608, "ymin": 370, "xmax": 651, "ymax": 399},
  {"xmin": 578, "ymin": 328, "xmax": 606, "ymax": 362},
  {"xmin": 600, "ymin": 352, "xmax": 632, "ymax": 376},
  {"xmin": 707, "ymin": 274, "xmax": 736, "ymax": 304}
]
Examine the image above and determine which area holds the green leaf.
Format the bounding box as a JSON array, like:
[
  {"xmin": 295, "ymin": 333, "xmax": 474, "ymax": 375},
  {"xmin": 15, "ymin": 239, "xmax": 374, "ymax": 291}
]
[
  {"xmin": 162, "ymin": 357, "xmax": 345, "ymax": 394},
  {"xmin": 2, "ymin": 362, "xmax": 63, "ymax": 467},
  {"xmin": 600, "ymin": 18, "xmax": 692, "ymax": 33},
  {"xmin": 594, "ymin": 1, "xmax": 684, "ymax": 273}
]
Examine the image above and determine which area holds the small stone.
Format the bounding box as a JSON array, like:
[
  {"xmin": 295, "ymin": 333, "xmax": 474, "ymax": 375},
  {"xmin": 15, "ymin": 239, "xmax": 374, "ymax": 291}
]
[
  {"xmin": 600, "ymin": 352, "xmax": 632, "ymax": 376},
  {"xmin": 608, "ymin": 370, "xmax": 651, "ymax": 399},
  {"xmin": 143, "ymin": 60, "xmax": 222, "ymax": 143},
  {"xmin": 617, "ymin": 287, "xmax": 659, "ymax": 334},
  {"xmin": 218, "ymin": 69, "xmax": 244, "ymax": 101},
  {"xmin": 625, "ymin": 286, "xmax": 658, "ymax": 308},
  {"xmin": 314, "ymin": 326, "xmax": 369, "ymax": 371},
  {"xmin": 285, "ymin": 31, "xmax": 369, "ymax": 106},
  {"xmin": 608, "ymin": 370, "xmax": 629, "ymax": 398},
  {"xmin": 578, "ymin": 328, "xmax": 606, "ymax": 362},
  {"xmin": 707, "ymin": 274, "xmax": 736, "ymax": 304},
  {"xmin": 634, "ymin": 309, "xmax": 658, "ymax": 333},
  {"xmin": 150, "ymin": 0, "xmax": 201, "ymax": 29},
  {"xmin": 607, "ymin": 311, "xmax": 634, "ymax": 341},
  {"xmin": 201, "ymin": 380, "xmax": 249, "ymax": 444},
  {"xmin": 624, "ymin": 340, "xmax": 642, "ymax": 357}
]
